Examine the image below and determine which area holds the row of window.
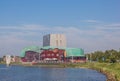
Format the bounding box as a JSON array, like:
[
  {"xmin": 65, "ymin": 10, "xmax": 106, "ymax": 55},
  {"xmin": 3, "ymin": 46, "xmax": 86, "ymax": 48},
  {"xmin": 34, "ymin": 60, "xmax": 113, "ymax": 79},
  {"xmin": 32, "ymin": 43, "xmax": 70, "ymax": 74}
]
[{"xmin": 41, "ymin": 53, "xmax": 59, "ymax": 57}]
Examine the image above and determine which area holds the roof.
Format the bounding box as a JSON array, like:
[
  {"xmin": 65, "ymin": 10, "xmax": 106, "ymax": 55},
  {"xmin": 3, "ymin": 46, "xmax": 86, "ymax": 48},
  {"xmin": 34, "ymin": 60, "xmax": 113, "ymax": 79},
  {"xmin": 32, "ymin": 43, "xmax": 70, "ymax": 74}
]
[
  {"xmin": 65, "ymin": 48, "xmax": 84, "ymax": 57},
  {"xmin": 42, "ymin": 46, "xmax": 65, "ymax": 49},
  {"xmin": 41, "ymin": 46, "xmax": 85, "ymax": 57},
  {"xmin": 20, "ymin": 46, "xmax": 41, "ymax": 57},
  {"xmin": 20, "ymin": 46, "xmax": 85, "ymax": 57}
]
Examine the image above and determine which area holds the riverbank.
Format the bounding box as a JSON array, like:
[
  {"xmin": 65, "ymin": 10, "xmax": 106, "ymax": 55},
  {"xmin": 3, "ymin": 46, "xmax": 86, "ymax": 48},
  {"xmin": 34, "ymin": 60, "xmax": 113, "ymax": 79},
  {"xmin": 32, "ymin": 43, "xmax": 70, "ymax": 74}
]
[
  {"xmin": 1, "ymin": 62, "xmax": 120, "ymax": 81},
  {"xmin": 63, "ymin": 62, "xmax": 120, "ymax": 81},
  {"xmin": 32, "ymin": 62, "xmax": 120, "ymax": 81},
  {"xmin": 76, "ymin": 63, "xmax": 120, "ymax": 81}
]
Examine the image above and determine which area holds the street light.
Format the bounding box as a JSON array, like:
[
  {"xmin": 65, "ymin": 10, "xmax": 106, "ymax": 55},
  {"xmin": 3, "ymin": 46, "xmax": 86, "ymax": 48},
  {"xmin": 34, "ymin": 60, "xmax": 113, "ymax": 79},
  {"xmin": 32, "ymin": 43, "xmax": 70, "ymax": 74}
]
[{"xmin": 39, "ymin": 48, "xmax": 43, "ymax": 62}]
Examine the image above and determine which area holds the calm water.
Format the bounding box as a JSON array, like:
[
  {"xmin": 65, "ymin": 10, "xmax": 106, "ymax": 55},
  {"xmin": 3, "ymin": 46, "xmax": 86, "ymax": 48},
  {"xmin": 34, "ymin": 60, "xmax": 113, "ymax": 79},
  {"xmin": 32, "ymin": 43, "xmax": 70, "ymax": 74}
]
[{"xmin": 0, "ymin": 64, "xmax": 106, "ymax": 81}]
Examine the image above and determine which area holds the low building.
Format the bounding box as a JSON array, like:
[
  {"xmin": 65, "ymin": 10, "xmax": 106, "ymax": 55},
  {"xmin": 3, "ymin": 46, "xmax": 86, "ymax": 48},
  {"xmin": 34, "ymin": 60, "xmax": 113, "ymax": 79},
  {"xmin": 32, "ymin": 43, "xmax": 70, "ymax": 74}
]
[
  {"xmin": 65, "ymin": 48, "xmax": 86, "ymax": 63},
  {"xmin": 40, "ymin": 48, "xmax": 65, "ymax": 61},
  {"xmin": 20, "ymin": 46, "xmax": 86, "ymax": 63},
  {"xmin": 20, "ymin": 46, "xmax": 40, "ymax": 62}
]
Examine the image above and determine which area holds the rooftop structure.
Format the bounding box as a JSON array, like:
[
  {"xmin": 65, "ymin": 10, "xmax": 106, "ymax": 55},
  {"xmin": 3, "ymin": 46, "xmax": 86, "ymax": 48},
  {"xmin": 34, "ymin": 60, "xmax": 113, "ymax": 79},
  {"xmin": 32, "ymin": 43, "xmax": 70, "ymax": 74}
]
[{"xmin": 43, "ymin": 34, "xmax": 66, "ymax": 47}]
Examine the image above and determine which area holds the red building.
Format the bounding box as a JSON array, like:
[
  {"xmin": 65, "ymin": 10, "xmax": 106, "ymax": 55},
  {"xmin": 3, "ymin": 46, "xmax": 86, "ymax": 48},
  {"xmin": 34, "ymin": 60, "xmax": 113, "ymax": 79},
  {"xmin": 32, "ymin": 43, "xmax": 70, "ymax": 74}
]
[
  {"xmin": 40, "ymin": 48, "xmax": 65, "ymax": 61},
  {"xmin": 20, "ymin": 46, "xmax": 86, "ymax": 63},
  {"xmin": 21, "ymin": 51, "xmax": 39, "ymax": 62}
]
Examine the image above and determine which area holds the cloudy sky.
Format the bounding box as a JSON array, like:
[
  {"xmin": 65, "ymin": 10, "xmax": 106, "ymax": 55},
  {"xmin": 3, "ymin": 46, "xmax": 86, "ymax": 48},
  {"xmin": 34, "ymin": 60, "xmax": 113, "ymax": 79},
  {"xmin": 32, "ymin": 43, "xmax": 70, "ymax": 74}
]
[{"xmin": 0, "ymin": 0, "xmax": 120, "ymax": 56}]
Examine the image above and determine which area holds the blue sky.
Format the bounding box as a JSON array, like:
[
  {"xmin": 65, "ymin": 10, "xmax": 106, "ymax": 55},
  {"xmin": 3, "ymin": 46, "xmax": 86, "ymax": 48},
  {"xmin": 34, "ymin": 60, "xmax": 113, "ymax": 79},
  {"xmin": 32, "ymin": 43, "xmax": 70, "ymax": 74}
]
[{"xmin": 0, "ymin": 0, "xmax": 120, "ymax": 56}]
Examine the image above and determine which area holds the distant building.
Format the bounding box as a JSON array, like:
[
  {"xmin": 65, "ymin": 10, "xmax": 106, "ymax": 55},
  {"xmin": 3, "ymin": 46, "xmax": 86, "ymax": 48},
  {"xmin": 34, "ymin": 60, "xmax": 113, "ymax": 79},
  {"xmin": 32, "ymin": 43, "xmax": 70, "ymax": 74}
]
[
  {"xmin": 20, "ymin": 34, "xmax": 86, "ymax": 63},
  {"xmin": 43, "ymin": 34, "xmax": 66, "ymax": 47},
  {"xmin": 40, "ymin": 48, "xmax": 65, "ymax": 61},
  {"xmin": 20, "ymin": 46, "xmax": 86, "ymax": 63},
  {"xmin": 3, "ymin": 55, "xmax": 21, "ymax": 63}
]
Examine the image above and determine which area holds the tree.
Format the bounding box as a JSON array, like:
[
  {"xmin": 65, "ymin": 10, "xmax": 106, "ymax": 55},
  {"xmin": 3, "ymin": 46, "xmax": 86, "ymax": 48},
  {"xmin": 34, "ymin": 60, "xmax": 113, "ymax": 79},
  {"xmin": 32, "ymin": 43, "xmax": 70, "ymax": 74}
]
[{"xmin": 86, "ymin": 49, "xmax": 120, "ymax": 63}]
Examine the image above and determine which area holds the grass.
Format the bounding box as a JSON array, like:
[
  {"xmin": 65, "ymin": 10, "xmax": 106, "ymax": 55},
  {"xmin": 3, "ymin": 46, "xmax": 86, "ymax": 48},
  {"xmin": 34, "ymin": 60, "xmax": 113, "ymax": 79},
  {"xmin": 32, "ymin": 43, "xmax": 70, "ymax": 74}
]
[
  {"xmin": 64, "ymin": 62, "xmax": 120, "ymax": 81},
  {"xmin": 91, "ymin": 63, "xmax": 120, "ymax": 81},
  {"xmin": 18, "ymin": 62, "xmax": 120, "ymax": 81}
]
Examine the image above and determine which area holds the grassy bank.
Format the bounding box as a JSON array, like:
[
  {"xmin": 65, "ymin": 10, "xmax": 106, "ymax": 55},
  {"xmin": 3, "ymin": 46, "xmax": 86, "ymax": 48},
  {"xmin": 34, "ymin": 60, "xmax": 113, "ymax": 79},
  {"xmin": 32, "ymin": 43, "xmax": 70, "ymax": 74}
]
[
  {"xmin": 87, "ymin": 63, "xmax": 120, "ymax": 81},
  {"xmin": 31, "ymin": 62, "xmax": 120, "ymax": 81},
  {"xmin": 1, "ymin": 62, "xmax": 120, "ymax": 81},
  {"xmin": 63, "ymin": 62, "xmax": 120, "ymax": 81}
]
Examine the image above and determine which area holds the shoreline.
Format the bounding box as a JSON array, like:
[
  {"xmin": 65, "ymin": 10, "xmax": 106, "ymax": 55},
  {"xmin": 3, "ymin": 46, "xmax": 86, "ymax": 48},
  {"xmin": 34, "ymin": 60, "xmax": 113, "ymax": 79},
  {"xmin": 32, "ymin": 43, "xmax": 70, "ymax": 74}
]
[
  {"xmin": 1, "ymin": 62, "xmax": 119, "ymax": 81},
  {"xmin": 19, "ymin": 62, "xmax": 118, "ymax": 81},
  {"xmin": 27, "ymin": 62, "xmax": 119, "ymax": 81}
]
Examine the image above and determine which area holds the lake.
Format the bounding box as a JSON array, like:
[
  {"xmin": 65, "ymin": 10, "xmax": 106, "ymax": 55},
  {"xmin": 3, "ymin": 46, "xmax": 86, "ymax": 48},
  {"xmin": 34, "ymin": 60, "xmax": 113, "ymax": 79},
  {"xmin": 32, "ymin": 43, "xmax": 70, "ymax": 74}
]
[{"xmin": 0, "ymin": 64, "xmax": 106, "ymax": 81}]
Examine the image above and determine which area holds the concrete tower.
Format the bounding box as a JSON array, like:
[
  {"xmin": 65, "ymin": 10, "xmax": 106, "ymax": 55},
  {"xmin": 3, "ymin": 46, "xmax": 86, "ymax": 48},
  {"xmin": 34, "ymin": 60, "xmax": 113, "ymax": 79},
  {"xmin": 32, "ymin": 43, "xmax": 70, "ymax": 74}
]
[{"xmin": 43, "ymin": 34, "xmax": 66, "ymax": 47}]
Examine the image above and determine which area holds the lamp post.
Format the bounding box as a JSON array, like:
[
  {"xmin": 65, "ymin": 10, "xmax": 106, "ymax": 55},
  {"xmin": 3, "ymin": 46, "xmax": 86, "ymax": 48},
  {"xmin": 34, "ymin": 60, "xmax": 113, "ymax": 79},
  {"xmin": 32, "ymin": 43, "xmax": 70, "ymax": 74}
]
[
  {"xmin": 39, "ymin": 48, "xmax": 41, "ymax": 63},
  {"xmin": 39, "ymin": 48, "xmax": 43, "ymax": 63},
  {"xmin": 70, "ymin": 49, "xmax": 73, "ymax": 63},
  {"xmin": 90, "ymin": 54, "xmax": 92, "ymax": 62},
  {"xmin": 72, "ymin": 55, "xmax": 73, "ymax": 63}
]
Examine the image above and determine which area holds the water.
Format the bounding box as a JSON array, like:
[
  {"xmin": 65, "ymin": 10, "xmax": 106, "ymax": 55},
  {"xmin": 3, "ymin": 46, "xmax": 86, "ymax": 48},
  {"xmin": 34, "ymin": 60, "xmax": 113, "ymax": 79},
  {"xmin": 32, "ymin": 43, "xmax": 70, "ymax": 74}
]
[{"xmin": 0, "ymin": 64, "xmax": 106, "ymax": 81}]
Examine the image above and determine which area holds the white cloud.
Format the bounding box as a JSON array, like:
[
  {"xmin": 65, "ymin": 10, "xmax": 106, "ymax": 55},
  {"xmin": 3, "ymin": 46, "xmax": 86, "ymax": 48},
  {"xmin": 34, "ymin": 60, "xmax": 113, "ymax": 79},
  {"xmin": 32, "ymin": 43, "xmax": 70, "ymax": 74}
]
[
  {"xmin": 105, "ymin": 23, "xmax": 120, "ymax": 27},
  {"xmin": 0, "ymin": 34, "xmax": 42, "ymax": 56},
  {"xmin": 102, "ymin": 23, "xmax": 120, "ymax": 30},
  {"xmin": 81, "ymin": 19, "xmax": 100, "ymax": 23},
  {"xmin": 0, "ymin": 23, "xmax": 120, "ymax": 56}
]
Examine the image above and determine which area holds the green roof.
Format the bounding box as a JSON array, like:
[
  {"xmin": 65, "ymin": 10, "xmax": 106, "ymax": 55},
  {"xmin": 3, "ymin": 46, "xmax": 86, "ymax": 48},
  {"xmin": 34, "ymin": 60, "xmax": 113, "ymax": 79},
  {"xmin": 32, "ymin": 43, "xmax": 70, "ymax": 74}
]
[
  {"xmin": 65, "ymin": 48, "xmax": 84, "ymax": 57},
  {"xmin": 20, "ymin": 46, "xmax": 85, "ymax": 57},
  {"xmin": 41, "ymin": 46, "xmax": 65, "ymax": 50},
  {"xmin": 20, "ymin": 46, "xmax": 41, "ymax": 57}
]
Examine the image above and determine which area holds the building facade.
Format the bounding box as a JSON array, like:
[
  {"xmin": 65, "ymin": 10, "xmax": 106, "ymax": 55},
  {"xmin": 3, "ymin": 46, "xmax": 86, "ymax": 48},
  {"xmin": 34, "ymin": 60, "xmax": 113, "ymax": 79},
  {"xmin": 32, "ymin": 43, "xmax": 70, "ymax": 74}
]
[
  {"xmin": 40, "ymin": 48, "xmax": 65, "ymax": 61},
  {"xmin": 43, "ymin": 34, "xmax": 66, "ymax": 47},
  {"xmin": 20, "ymin": 34, "xmax": 86, "ymax": 63},
  {"xmin": 20, "ymin": 46, "xmax": 86, "ymax": 63}
]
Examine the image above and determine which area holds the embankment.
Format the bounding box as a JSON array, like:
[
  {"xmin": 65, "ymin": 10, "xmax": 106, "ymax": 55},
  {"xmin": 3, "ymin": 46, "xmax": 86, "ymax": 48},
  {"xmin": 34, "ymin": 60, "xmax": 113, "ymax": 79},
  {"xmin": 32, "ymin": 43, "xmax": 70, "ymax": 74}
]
[{"xmin": 10, "ymin": 62, "xmax": 120, "ymax": 81}]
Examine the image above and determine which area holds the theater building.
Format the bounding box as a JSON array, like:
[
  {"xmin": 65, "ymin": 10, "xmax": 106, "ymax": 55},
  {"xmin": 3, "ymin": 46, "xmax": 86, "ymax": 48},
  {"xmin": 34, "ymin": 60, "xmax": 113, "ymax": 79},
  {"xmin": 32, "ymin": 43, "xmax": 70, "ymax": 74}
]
[
  {"xmin": 20, "ymin": 46, "xmax": 86, "ymax": 63},
  {"xmin": 20, "ymin": 34, "xmax": 86, "ymax": 63}
]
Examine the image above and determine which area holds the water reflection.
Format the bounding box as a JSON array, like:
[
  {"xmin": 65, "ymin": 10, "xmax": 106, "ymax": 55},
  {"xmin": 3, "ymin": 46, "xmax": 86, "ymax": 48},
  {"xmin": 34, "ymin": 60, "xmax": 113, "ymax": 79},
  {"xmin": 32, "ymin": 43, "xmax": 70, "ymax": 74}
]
[{"xmin": 0, "ymin": 64, "xmax": 106, "ymax": 81}]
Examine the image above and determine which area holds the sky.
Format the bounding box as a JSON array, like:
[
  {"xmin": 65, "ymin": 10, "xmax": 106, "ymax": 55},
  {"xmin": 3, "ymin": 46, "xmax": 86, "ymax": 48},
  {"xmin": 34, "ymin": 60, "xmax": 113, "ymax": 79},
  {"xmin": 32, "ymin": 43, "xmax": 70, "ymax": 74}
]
[{"xmin": 0, "ymin": 0, "xmax": 120, "ymax": 56}]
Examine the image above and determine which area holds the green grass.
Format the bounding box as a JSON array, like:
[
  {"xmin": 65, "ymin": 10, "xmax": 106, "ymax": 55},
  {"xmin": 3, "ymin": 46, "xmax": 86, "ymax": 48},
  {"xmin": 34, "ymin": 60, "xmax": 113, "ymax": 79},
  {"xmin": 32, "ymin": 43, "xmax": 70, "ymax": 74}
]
[
  {"xmin": 32, "ymin": 62, "xmax": 120, "ymax": 81},
  {"xmin": 65, "ymin": 62, "xmax": 120, "ymax": 81},
  {"xmin": 92, "ymin": 63, "xmax": 120, "ymax": 81}
]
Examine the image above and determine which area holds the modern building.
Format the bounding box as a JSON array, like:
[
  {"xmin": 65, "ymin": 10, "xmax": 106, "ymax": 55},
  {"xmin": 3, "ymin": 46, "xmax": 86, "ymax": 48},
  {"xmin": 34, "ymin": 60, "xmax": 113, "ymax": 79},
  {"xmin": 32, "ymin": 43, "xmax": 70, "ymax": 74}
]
[
  {"xmin": 40, "ymin": 48, "xmax": 65, "ymax": 61},
  {"xmin": 43, "ymin": 34, "xmax": 66, "ymax": 47},
  {"xmin": 20, "ymin": 34, "xmax": 86, "ymax": 63},
  {"xmin": 20, "ymin": 46, "xmax": 40, "ymax": 62},
  {"xmin": 20, "ymin": 46, "xmax": 86, "ymax": 63}
]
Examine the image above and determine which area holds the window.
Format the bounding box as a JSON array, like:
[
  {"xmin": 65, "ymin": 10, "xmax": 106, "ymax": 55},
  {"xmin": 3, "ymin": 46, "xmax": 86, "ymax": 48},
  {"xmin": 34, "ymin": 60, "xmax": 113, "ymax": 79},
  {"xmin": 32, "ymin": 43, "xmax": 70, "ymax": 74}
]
[
  {"xmin": 47, "ymin": 54, "xmax": 50, "ymax": 56},
  {"xmin": 60, "ymin": 40, "xmax": 62, "ymax": 45},
  {"xmin": 52, "ymin": 53, "xmax": 54, "ymax": 56},
  {"xmin": 56, "ymin": 40, "xmax": 58, "ymax": 46},
  {"xmin": 56, "ymin": 54, "xmax": 59, "ymax": 56}
]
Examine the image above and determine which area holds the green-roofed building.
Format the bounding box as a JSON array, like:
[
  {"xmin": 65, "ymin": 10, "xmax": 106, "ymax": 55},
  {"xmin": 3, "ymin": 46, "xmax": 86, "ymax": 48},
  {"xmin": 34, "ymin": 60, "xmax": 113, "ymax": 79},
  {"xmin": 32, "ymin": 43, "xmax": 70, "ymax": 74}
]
[
  {"xmin": 20, "ymin": 46, "xmax": 85, "ymax": 57},
  {"xmin": 20, "ymin": 46, "xmax": 86, "ymax": 63},
  {"xmin": 20, "ymin": 34, "xmax": 86, "ymax": 63},
  {"xmin": 20, "ymin": 46, "xmax": 41, "ymax": 57},
  {"xmin": 65, "ymin": 48, "xmax": 84, "ymax": 57}
]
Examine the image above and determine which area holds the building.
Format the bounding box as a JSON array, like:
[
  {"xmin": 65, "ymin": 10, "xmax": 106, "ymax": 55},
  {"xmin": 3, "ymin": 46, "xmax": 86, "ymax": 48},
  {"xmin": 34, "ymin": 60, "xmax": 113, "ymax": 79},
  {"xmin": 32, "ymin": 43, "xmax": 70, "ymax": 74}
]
[
  {"xmin": 43, "ymin": 34, "xmax": 66, "ymax": 47},
  {"xmin": 20, "ymin": 46, "xmax": 40, "ymax": 62},
  {"xmin": 20, "ymin": 34, "xmax": 86, "ymax": 63},
  {"xmin": 65, "ymin": 48, "xmax": 86, "ymax": 63},
  {"xmin": 40, "ymin": 48, "xmax": 65, "ymax": 61},
  {"xmin": 20, "ymin": 46, "xmax": 86, "ymax": 63}
]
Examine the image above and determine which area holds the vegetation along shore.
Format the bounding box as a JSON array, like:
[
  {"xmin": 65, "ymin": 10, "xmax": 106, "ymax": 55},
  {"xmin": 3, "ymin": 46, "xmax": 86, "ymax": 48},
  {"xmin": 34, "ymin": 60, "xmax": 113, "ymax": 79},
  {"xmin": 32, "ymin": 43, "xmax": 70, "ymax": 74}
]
[{"xmin": 8, "ymin": 62, "xmax": 120, "ymax": 81}]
